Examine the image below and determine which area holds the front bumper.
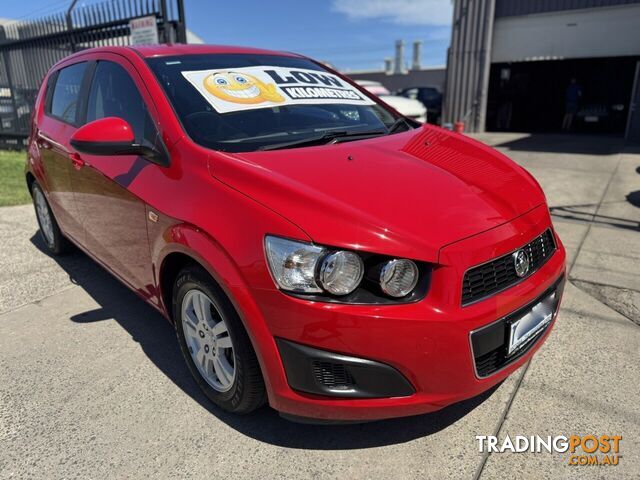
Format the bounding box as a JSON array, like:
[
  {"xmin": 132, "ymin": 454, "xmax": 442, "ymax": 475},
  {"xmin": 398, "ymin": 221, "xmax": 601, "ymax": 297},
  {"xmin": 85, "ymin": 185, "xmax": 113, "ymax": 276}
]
[{"xmin": 249, "ymin": 206, "xmax": 567, "ymax": 421}]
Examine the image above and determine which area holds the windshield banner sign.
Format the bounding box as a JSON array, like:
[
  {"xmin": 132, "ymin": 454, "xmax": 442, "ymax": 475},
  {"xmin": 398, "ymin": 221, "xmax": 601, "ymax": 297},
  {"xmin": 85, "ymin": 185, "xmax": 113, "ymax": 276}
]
[{"xmin": 181, "ymin": 66, "xmax": 375, "ymax": 113}]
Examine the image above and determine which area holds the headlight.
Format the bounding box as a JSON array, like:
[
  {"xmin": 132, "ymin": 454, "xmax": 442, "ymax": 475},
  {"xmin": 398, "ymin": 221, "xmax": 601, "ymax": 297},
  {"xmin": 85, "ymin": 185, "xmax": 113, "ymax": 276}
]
[
  {"xmin": 379, "ymin": 259, "xmax": 419, "ymax": 297},
  {"xmin": 265, "ymin": 236, "xmax": 423, "ymax": 302},
  {"xmin": 264, "ymin": 236, "xmax": 324, "ymax": 293},
  {"xmin": 318, "ymin": 251, "xmax": 364, "ymax": 295}
]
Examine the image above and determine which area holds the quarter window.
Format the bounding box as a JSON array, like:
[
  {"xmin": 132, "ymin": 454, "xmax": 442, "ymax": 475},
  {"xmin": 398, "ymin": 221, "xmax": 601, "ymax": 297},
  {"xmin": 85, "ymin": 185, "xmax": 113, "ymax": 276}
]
[
  {"xmin": 86, "ymin": 61, "xmax": 156, "ymax": 145},
  {"xmin": 50, "ymin": 62, "xmax": 87, "ymax": 124}
]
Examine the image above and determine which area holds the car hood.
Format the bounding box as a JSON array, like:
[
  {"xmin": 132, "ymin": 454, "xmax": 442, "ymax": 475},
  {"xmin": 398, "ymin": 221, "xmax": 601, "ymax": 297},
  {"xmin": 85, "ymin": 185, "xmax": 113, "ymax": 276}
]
[{"xmin": 208, "ymin": 126, "xmax": 545, "ymax": 262}]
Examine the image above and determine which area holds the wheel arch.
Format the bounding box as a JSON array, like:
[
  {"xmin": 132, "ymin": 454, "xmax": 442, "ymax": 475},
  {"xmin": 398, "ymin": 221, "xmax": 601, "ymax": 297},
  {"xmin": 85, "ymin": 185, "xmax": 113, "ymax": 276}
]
[
  {"xmin": 157, "ymin": 239, "xmax": 281, "ymax": 401},
  {"xmin": 158, "ymin": 250, "xmax": 202, "ymax": 321},
  {"xmin": 155, "ymin": 228, "xmax": 246, "ymax": 323}
]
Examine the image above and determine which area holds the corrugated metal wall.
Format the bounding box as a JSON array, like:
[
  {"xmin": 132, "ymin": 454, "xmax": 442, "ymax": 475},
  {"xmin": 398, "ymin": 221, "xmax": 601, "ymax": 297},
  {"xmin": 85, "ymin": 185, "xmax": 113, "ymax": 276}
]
[
  {"xmin": 495, "ymin": 0, "xmax": 640, "ymax": 18},
  {"xmin": 442, "ymin": 0, "xmax": 495, "ymax": 132}
]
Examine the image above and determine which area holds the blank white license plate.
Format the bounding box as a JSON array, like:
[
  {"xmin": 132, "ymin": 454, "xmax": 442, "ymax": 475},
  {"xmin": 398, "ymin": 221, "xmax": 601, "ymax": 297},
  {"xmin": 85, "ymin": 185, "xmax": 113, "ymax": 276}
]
[
  {"xmin": 584, "ymin": 116, "xmax": 599, "ymax": 123},
  {"xmin": 508, "ymin": 291, "xmax": 557, "ymax": 355}
]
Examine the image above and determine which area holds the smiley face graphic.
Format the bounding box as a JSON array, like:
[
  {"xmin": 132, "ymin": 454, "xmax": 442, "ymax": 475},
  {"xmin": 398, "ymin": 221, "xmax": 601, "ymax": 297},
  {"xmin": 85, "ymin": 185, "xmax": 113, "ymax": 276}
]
[{"xmin": 203, "ymin": 71, "xmax": 285, "ymax": 104}]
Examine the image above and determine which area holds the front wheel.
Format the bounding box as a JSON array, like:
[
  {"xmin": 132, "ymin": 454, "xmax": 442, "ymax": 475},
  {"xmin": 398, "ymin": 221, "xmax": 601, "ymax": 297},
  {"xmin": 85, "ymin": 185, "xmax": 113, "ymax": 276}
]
[
  {"xmin": 173, "ymin": 266, "xmax": 266, "ymax": 414},
  {"xmin": 31, "ymin": 181, "xmax": 70, "ymax": 255}
]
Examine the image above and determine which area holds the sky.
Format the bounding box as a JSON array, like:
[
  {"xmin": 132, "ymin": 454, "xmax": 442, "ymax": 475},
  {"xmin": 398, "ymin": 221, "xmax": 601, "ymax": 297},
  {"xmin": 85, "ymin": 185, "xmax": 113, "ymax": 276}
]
[{"xmin": 1, "ymin": 0, "xmax": 453, "ymax": 72}]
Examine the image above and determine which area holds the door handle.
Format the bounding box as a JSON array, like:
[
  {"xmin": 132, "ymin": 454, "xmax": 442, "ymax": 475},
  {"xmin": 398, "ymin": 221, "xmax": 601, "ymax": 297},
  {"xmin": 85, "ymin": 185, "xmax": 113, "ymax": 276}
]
[
  {"xmin": 70, "ymin": 152, "xmax": 85, "ymax": 169},
  {"xmin": 36, "ymin": 133, "xmax": 52, "ymax": 149}
]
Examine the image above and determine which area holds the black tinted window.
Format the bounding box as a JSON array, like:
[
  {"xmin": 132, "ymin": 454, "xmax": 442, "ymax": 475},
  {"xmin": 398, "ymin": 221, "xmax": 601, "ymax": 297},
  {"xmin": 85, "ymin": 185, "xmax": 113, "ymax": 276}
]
[
  {"xmin": 86, "ymin": 61, "xmax": 156, "ymax": 145},
  {"xmin": 419, "ymin": 88, "xmax": 441, "ymax": 102},
  {"xmin": 50, "ymin": 62, "xmax": 87, "ymax": 124}
]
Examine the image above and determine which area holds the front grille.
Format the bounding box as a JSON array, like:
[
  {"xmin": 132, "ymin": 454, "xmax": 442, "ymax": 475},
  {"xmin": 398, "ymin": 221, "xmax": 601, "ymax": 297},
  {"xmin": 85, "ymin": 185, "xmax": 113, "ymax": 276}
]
[
  {"xmin": 462, "ymin": 229, "xmax": 556, "ymax": 306},
  {"xmin": 312, "ymin": 361, "xmax": 355, "ymax": 390}
]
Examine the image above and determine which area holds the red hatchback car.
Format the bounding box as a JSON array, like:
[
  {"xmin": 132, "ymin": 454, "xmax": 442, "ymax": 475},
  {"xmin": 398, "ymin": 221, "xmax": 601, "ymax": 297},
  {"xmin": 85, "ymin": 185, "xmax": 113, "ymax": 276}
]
[{"xmin": 26, "ymin": 45, "xmax": 566, "ymax": 422}]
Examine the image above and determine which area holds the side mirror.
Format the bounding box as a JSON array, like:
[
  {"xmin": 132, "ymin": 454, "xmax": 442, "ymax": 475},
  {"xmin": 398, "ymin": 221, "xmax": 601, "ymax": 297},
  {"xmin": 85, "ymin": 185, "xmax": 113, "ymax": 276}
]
[{"xmin": 70, "ymin": 117, "xmax": 169, "ymax": 167}]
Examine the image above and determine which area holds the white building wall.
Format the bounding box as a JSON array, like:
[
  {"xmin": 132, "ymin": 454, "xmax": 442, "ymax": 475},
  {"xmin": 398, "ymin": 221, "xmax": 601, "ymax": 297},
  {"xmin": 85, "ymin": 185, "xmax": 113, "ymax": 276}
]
[{"xmin": 492, "ymin": 4, "xmax": 640, "ymax": 63}]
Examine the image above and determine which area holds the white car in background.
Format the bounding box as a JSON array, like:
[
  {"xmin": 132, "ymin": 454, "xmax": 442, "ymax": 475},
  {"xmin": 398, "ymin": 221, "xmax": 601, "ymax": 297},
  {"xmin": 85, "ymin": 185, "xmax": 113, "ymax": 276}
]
[{"xmin": 355, "ymin": 80, "xmax": 427, "ymax": 123}]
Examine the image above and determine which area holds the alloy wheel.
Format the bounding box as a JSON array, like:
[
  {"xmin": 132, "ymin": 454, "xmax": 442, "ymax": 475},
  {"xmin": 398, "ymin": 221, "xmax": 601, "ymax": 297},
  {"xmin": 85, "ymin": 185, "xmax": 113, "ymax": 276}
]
[
  {"xmin": 181, "ymin": 289, "xmax": 236, "ymax": 392},
  {"xmin": 34, "ymin": 187, "xmax": 55, "ymax": 247}
]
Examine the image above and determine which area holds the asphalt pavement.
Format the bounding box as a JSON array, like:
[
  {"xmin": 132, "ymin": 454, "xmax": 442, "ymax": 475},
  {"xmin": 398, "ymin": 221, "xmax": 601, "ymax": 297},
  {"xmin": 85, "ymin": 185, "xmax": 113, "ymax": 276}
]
[{"xmin": 1, "ymin": 133, "xmax": 638, "ymax": 479}]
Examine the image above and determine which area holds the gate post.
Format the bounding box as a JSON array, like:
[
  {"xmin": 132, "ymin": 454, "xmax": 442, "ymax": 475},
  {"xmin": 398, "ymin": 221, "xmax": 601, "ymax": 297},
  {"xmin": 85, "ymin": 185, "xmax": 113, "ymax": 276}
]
[
  {"xmin": 65, "ymin": 0, "xmax": 79, "ymax": 52},
  {"xmin": 159, "ymin": 0, "xmax": 171, "ymax": 43},
  {"xmin": 176, "ymin": 0, "xmax": 187, "ymax": 43}
]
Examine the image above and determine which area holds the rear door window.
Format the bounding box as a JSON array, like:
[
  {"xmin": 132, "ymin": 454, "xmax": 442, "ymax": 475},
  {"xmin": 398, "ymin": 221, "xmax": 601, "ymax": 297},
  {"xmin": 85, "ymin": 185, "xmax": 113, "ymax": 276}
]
[{"xmin": 49, "ymin": 62, "xmax": 87, "ymax": 124}]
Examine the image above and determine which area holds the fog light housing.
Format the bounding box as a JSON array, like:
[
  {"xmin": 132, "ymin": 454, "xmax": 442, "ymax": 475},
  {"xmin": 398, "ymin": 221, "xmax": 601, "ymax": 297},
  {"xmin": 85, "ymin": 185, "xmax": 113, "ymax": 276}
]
[
  {"xmin": 380, "ymin": 259, "xmax": 418, "ymax": 297},
  {"xmin": 318, "ymin": 251, "xmax": 364, "ymax": 295}
]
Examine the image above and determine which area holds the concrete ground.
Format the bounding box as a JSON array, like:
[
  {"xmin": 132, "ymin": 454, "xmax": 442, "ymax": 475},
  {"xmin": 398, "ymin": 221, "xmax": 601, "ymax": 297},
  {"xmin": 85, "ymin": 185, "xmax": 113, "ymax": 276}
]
[{"xmin": 1, "ymin": 133, "xmax": 638, "ymax": 479}]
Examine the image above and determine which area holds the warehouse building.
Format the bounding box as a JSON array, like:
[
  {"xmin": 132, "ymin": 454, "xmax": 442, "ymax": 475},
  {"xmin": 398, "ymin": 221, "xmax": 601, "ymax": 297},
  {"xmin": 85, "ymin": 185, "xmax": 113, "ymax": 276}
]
[{"xmin": 443, "ymin": 0, "xmax": 640, "ymax": 141}]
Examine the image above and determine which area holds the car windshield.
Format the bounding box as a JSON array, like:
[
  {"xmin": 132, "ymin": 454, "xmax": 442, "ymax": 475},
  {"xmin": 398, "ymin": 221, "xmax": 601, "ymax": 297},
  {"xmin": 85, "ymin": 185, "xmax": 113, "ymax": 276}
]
[{"xmin": 146, "ymin": 54, "xmax": 400, "ymax": 152}]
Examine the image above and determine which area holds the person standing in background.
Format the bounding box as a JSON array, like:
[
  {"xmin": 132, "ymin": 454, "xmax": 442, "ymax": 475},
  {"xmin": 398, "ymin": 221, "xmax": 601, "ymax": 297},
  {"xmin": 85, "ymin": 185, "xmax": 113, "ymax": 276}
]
[{"xmin": 562, "ymin": 78, "xmax": 582, "ymax": 131}]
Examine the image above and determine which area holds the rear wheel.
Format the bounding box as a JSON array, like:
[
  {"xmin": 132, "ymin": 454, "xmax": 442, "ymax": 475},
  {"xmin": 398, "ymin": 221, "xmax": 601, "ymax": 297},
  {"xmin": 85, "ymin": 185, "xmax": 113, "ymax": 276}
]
[
  {"xmin": 173, "ymin": 265, "xmax": 266, "ymax": 414},
  {"xmin": 31, "ymin": 181, "xmax": 70, "ymax": 255}
]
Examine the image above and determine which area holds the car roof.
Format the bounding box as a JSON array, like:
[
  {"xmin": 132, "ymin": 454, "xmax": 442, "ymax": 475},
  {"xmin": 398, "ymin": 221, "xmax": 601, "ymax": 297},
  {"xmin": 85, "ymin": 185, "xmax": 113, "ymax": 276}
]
[
  {"xmin": 51, "ymin": 44, "xmax": 306, "ymax": 73},
  {"xmin": 65, "ymin": 44, "xmax": 304, "ymax": 60},
  {"xmin": 131, "ymin": 43, "xmax": 306, "ymax": 58}
]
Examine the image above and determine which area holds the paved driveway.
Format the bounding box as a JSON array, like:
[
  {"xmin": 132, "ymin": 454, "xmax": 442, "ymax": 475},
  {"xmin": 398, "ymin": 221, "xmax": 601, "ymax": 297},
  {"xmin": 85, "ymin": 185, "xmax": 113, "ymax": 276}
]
[{"xmin": 1, "ymin": 134, "xmax": 638, "ymax": 479}]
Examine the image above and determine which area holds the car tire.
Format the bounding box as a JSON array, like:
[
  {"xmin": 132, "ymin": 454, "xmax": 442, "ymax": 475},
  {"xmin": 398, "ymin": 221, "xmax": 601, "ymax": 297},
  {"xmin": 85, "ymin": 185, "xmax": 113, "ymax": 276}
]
[
  {"xmin": 173, "ymin": 265, "xmax": 266, "ymax": 414},
  {"xmin": 31, "ymin": 181, "xmax": 71, "ymax": 255}
]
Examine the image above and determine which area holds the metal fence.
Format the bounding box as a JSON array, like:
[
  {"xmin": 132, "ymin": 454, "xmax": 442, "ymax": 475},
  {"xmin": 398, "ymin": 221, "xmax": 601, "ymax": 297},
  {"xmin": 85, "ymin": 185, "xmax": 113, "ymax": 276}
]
[{"xmin": 0, "ymin": 0, "xmax": 186, "ymax": 148}]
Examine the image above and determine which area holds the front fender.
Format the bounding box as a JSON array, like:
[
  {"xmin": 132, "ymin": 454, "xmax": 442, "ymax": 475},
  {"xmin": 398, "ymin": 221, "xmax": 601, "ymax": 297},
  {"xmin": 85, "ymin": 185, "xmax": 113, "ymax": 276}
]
[{"xmin": 150, "ymin": 205, "xmax": 307, "ymax": 406}]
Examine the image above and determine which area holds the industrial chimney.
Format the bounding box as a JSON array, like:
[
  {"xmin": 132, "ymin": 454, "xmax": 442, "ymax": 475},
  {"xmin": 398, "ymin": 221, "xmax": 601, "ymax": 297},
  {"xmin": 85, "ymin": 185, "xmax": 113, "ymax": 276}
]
[
  {"xmin": 412, "ymin": 40, "xmax": 422, "ymax": 70},
  {"xmin": 393, "ymin": 40, "xmax": 406, "ymax": 74},
  {"xmin": 384, "ymin": 58, "xmax": 393, "ymax": 75}
]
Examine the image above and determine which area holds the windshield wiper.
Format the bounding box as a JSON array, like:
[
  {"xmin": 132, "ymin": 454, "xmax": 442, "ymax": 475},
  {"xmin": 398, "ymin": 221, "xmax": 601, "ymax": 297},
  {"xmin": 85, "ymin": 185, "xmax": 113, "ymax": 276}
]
[
  {"xmin": 386, "ymin": 117, "xmax": 413, "ymax": 134},
  {"xmin": 258, "ymin": 129, "xmax": 386, "ymax": 151}
]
